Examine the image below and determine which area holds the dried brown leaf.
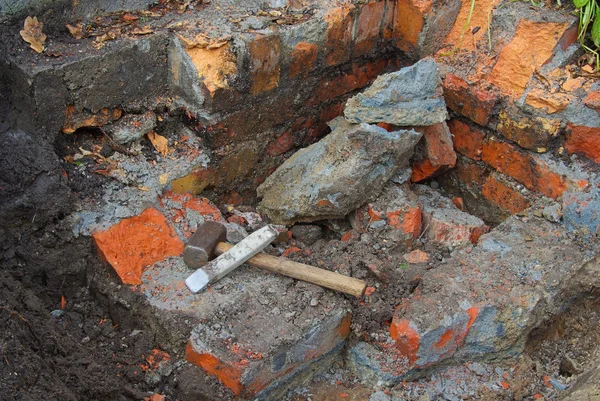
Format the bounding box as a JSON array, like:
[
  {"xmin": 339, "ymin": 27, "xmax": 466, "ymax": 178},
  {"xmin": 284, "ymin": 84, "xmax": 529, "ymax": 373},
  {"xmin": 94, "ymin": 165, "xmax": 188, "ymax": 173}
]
[
  {"xmin": 66, "ymin": 23, "xmax": 84, "ymax": 39},
  {"xmin": 147, "ymin": 131, "xmax": 170, "ymax": 156},
  {"xmin": 20, "ymin": 16, "xmax": 47, "ymax": 53}
]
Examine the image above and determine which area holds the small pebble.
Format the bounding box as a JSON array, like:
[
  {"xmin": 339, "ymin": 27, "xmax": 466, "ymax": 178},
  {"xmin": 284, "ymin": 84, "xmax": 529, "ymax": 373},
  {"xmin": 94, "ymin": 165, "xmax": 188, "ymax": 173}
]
[
  {"xmin": 310, "ymin": 298, "xmax": 319, "ymax": 307},
  {"xmin": 81, "ymin": 336, "xmax": 90, "ymax": 344}
]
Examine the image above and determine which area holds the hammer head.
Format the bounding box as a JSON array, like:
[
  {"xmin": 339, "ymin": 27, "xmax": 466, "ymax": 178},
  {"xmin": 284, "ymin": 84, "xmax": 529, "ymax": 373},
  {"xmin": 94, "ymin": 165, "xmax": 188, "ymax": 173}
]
[{"xmin": 183, "ymin": 221, "xmax": 227, "ymax": 269}]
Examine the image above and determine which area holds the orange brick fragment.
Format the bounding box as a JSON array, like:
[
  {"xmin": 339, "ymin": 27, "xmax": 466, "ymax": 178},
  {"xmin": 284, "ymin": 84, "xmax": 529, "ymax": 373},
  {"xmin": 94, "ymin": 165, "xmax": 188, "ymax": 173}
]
[
  {"xmin": 403, "ymin": 249, "xmax": 429, "ymax": 264},
  {"xmin": 389, "ymin": 318, "xmax": 421, "ymax": 365},
  {"xmin": 443, "ymin": 0, "xmax": 500, "ymax": 51},
  {"xmin": 92, "ymin": 208, "xmax": 184, "ymax": 285},
  {"xmin": 186, "ymin": 342, "xmax": 243, "ymax": 396}
]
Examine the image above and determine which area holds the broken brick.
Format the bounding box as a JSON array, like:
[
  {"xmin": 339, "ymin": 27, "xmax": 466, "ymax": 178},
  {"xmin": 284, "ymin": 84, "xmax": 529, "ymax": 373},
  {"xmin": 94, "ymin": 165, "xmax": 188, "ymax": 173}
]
[
  {"xmin": 448, "ymin": 118, "xmax": 486, "ymax": 161},
  {"xmin": 92, "ymin": 208, "xmax": 184, "ymax": 285},
  {"xmin": 496, "ymin": 108, "xmax": 561, "ymax": 152},
  {"xmin": 415, "ymin": 185, "xmax": 489, "ymax": 247},
  {"xmin": 186, "ymin": 310, "xmax": 351, "ymax": 398},
  {"xmin": 482, "ymin": 174, "xmax": 531, "ymax": 215},
  {"xmin": 443, "ymin": 74, "xmax": 498, "ymax": 127},
  {"xmin": 418, "ymin": 122, "xmax": 457, "ymax": 168}
]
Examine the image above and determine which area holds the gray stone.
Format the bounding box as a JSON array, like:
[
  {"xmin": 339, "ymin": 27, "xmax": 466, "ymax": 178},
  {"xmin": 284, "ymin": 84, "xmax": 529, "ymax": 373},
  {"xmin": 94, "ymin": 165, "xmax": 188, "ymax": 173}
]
[
  {"xmin": 370, "ymin": 391, "xmax": 392, "ymax": 401},
  {"xmin": 290, "ymin": 224, "xmax": 323, "ymax": 246},
  {"xmin": 542, "ymin": 202, "xmax": 563, "ymax": 223},
  {"xmin": 348, "ymin": 342, "xmax": 406, "ymax": 387},
  {"xmin": 257, "ymin": 118, "xmax": 421, "ymax": 225},
  {"xmin": 344, "ymin": 59, "xmax": 448, "ymax": 127},
  {"xmin": 563, "ymin": 188, "xmax": 600, "ymax": 238},
  {"xmin": 241, "ymin": 16, "xmax": 268, "ymax": 31},
  {"xmin": 106, "ymin": 111, "xmax": 156, "ymax": 145}
]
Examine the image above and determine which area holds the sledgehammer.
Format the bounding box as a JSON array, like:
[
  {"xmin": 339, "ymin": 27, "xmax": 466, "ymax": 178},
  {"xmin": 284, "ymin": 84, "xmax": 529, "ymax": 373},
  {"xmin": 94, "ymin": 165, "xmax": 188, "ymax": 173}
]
[{"xmin": 184, "ymin": 221, "xmax": 367, "ymax": 297}]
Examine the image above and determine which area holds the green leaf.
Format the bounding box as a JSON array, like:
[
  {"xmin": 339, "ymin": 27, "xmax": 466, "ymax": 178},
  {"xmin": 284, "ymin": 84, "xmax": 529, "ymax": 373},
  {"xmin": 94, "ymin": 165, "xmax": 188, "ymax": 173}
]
[
  {"xmin": 574, "ymin": 0, "xmax": 590, "ymax": 8},
  {"xmin": 592, "ymin": 12, "xmax": 600, "ymax": 47}
]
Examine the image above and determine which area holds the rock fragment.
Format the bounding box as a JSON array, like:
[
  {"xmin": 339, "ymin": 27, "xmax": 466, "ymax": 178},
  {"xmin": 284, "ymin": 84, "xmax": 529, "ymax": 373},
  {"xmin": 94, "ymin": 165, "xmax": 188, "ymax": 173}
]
[
  {"xmin": 257, "ymin": 118, "xmax": 421, "ymax": 225},
  {"xmin": 344, "ymin": 59, "xmax": 448, "ymax": 126}
]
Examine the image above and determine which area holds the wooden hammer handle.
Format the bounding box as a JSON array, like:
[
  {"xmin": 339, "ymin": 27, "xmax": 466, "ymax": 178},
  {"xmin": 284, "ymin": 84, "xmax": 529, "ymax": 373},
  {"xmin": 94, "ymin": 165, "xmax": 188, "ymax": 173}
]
[{"xmin": 214, "ymin": 242, "xmax": 367, "ymax": 298}]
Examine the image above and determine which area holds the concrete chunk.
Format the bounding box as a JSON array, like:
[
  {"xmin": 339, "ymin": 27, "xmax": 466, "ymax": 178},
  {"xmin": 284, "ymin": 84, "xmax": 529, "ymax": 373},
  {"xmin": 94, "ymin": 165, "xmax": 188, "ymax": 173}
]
[
  {"xmin": 344, "ymin": 59, "xmax": 448, "ymax": 126},
  {"xmin": 257, "ymin": 118, "xmax": 422, "ymax": 225}
]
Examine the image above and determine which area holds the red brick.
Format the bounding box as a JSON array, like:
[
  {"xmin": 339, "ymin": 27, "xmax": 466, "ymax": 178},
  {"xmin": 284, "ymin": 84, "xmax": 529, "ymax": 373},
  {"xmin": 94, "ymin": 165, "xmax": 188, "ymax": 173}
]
[
  {"xmin": 311, "ymin": 59, "xmax": 387, "ymax": 104},
  {"xmin": 389, "ymin": 318, "xmax": 420, "ymax": 365},
  {"xmin": 418, "ymin": 122, "xmax": 457, "ymax": 168},
  {"xmin": 387, "ymin": 206, "xmax": 422, "ymax": 240},
  {"xmin": 248, "ymin": 33, "xmax": 281, "ymax": 95},
  {"xmin": 92, "ymin": 208, "xmax": 184, "ymax": 285},
  {"xmin": 443, "ymin": 74, "xmax": 498, "ymax": 126},
  {"xmin": 496, "ymin": 108, "xmax": 561, "ymax": 152},
  {"xmin": 565, "ymin": 124, "xmax": 600, "ymax": 163},
  {"xmin": 355, "ymin": 1, "xmax": 384, "ymax": 56},
  {"xmin": 482, "ymin": 174, "xmax": 531, "ymax": 215},
  {"xmin": 267, "ymin": 131, "xmax": 295, "ymax": 156},
  {"xmin": 534, "ymin": 163, "xmax": 568, "ymax": 200},
  {"xmin": 393, "ymin": 0, "xmax": 432, "ymax": 52},
  {"xmin": 448, "ymin": 119, "xmax": 485, "ymax": 160},
  {"xmin": 324, "ymin": 5, "xmax": 355, "ymax": 66},
  {"xmin": 289, "ymin": 42, "xmax": 318, "ymax": 79},
  {"xmin": 482, "ymin": 138, "xmax": 536, "ymax": 189},
  {"xmin": 426, "ymin": 214, "xmax": 489, "ymax": 246},
  {"xmin": 482, "ymin": 138, "xmax": 570, "ymax": 199}
]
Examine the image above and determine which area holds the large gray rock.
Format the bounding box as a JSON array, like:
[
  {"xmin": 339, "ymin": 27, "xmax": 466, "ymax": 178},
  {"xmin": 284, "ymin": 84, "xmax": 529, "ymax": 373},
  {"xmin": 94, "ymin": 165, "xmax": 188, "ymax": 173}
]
[
  {"xmin": 257, "ymin": 118, "xmax": 422, "ymax": 225},
  {"xmin": 344, "ymin": 59, "xmax": 448, "ymax": 126}
]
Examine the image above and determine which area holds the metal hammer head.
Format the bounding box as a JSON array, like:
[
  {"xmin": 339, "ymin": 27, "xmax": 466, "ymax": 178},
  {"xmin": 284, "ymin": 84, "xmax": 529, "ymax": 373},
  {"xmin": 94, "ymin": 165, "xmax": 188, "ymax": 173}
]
[{"xmin": 183, "ymin": 221, "xmax": 227, "ymax": 269}]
